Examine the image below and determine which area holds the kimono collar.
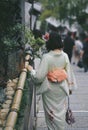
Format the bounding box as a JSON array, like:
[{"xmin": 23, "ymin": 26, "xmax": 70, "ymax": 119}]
[{"xmin": 49, "ymin": 50, "xmax": 63, "ymax": 56}]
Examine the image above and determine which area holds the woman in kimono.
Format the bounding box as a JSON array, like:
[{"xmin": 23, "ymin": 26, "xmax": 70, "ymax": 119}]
[{"xmin": 26, "ymin": 32, "xmax": 73, "ymax": 130}]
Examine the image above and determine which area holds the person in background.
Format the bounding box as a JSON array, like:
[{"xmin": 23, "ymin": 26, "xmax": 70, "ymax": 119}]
[
  {"xmin": 73, "ymin": 36, "xmax": 83, "ymax": 65},
  {"xmin": 82, "ymin": 38, "xmax": 88, "ymax": 72},
  {"xmin": 63, "ymin": 31, "xmax": 75, "ymax": 62},
  {"xmin": 26, "ymin": 32, "xmax": 75, "ymax": 130}
]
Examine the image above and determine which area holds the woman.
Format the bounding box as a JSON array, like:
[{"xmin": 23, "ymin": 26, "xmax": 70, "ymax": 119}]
[{"xmin": 26, "ymin": 32, "xmax": 73, "ymax": 130}]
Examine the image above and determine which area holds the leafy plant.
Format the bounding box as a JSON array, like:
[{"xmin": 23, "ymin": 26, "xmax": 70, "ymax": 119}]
[
  {"xmin": 25, "ymin": 27, "xmax": 45, "ymax": 52},
  {"xmin": 1, "ymin": 23, "xmax": 24, "ymax": 52}
]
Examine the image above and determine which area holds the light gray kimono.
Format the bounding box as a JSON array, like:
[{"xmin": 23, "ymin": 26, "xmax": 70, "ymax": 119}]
[{"xmin": 31, "ymin": 50, "xmax": 74, "ymax": 130}]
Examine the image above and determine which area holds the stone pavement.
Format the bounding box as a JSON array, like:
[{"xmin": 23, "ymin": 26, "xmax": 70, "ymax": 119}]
[{"xmin": 36, "ymin": 64, "xmax": 88, "ymax": 130}]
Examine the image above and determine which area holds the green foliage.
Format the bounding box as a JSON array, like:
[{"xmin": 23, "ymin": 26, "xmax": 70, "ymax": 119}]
[
  {"xmin": 0, "ymin": 0, "xmax": 21, "ymax": 37},
  {"xmin": 39, "ymin": 0, "xmax": 88, "ymax": 29},
  {"xmin": 1, "ymin": 23, "xmax": 24, "ymax": 52},
  {"xmin": 0, "ymin": 0, "xmax": 22, "ymax": 77},
  {"xmin": 1, "ymin": 23, "xmax": 45, "ymax": 54},
  {"xmin": 25, "ymin": 27, "xmax": 45, "ymax": 52},
  {"xmin": 40, "ymin": 10, "xmax": 53, "ymax": 20},
  {"xmin": 2, "ymin": 37, "xmax": 17, "ymax": 51},
  {"xmin": 25, "ymin": 27, "xmax": 36, "ymax": 46},
  {"xmin": 0, "ymin": 0, "xmax": 21, "ymax": 62}
]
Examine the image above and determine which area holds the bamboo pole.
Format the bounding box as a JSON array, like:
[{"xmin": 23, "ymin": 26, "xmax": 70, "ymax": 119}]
[
  {"xmin": 4, "ymin": 112, "xmax": 18, "ymax": 130},
  {"xmin": 4, "ymin": 54, "xmax": 30, "ymax": 130}
]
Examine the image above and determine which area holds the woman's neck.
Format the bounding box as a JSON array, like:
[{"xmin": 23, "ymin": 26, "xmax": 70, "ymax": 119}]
[{"xmin": 53, "ymin": 49, "xmax": 62, "ymax": 52}]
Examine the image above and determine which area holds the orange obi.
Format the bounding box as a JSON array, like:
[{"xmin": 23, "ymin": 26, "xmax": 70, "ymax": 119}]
[{"xmin": 47, "ymin": 68, "xmax": 67, "ymax": 83}]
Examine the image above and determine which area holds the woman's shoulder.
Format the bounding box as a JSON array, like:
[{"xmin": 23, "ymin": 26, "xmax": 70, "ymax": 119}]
[
  {"xmin": 61, "ymin": 51, "xmax": 70, "ymax": 62},
  {"xmin": 42, "ymin": 52, "xmax": 52, "ymax": 58},
  {"xmin": 42, "ymin": 51, "xmax": 68, "ymax": 58},
  {"xmin": 40, "ymin": 53, "xmax": 51, "ymax": 61},
  {"xmin": 62, "ymin": 51, "xmax": 68, "ymax": 57}
]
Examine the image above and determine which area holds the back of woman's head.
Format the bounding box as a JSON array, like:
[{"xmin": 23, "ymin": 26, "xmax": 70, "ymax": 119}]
[{"xmin": 46, "ymin": 31, "xmax": 63, "ymax": 51}]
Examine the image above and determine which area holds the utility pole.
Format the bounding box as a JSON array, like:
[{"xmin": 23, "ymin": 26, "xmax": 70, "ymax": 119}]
[
  {"xmin": 21, "ymin": 0, "xmax": 25, "ymax": 25},
  {"xmin": 29, "ymin": 0, "xmax": 34, "ymax": 30},
  {"xmin": 20, "ymin": 0, "xmax": 25, "ymax": 47}
]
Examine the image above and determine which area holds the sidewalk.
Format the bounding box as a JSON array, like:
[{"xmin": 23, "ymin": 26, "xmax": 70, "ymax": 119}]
[{"xmin": 36, "ymin": 65, "xmax": 88, "ymax": 130}]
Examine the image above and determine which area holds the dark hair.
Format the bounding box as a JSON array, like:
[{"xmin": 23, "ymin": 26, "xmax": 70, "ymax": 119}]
[
  {"xmin": 46, "ymin": 32, "xmax": 63, "ymax": 51},
  {"xmin": 67, "ymin": 31, "xmax": 72, "ymax": 36},
  {"xmin": 75, "ymin": 36, "xmax": 79, "ymax": 40}
]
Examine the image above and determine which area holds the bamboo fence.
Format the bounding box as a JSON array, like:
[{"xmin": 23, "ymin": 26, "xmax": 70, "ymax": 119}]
[{"xmin": 4, "ymin": 54, "xmax": 30, "ymax": 130}]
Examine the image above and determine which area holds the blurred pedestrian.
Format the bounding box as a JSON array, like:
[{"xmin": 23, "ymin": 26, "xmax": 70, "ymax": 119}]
[
  {"xmin": 82, "ymin": 38, "xmax": 88, "ymax": 72},
  {"xmin": 73, "ymin": 36, "xmax": 83, "ymax": 65},
  {"xmin": 63, "ymin": 31, "xmax": 75, "ymax": 62},
  {"xmin": 26, "ymin": 32, "xmax": 76, "ymax": 130}
]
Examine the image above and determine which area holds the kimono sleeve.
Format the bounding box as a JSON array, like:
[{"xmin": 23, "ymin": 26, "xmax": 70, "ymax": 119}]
[
  {"xmin": 64, "ymin": 54, "xmax": 78, "ymax": 90},
  {"xmin": 32, "ymin": 54, "xmax": 49, "ymax": 83}
]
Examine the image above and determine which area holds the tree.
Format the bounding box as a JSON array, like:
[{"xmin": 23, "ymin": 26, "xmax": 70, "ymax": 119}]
[{"xmin": 38, "ymin": 0, "xmax": 88, "ymax": 29}]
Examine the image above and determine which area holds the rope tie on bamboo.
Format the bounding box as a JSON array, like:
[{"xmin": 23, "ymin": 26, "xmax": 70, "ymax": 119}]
[
  {"xmin": 25, "ymin": 59, "xmax": 29, "ymax": 62},
  {"xmin": 10, "ymin": 108, "xmax": 18, "ymax": 113},
  {"xmin": 16, "ymin": 87, "xmax": 24, "ymax": 91},
  {"xmin": 21, "ymin": 68, "xmax": 27, "ymax": 73}
]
